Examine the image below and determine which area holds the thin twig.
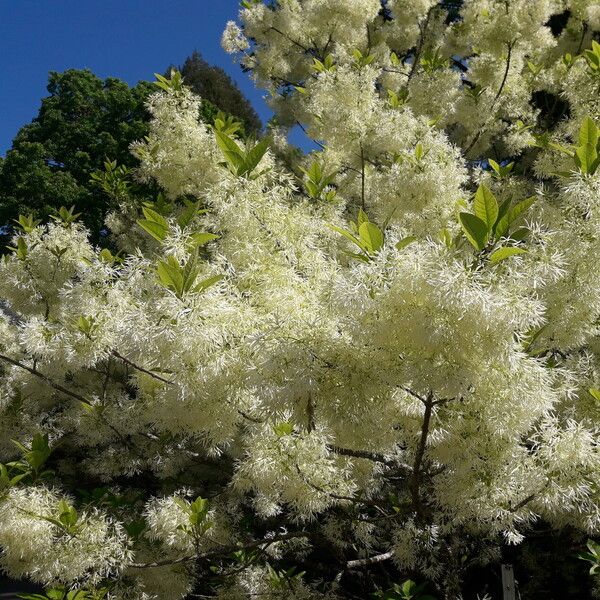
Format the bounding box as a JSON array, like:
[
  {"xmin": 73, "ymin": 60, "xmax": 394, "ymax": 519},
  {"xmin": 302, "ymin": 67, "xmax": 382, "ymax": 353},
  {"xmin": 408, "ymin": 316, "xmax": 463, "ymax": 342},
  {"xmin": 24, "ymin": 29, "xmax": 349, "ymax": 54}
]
[
  {"xmin": 407, "ymin": 6, "xmax": 435, "ymax": 82},
  {"xmin": 464, "ymin": 42, "xmax": 514, "ymax": 156},
  {"xmin": 270, "ymin": 26, "xmax": 311, "ymax": 53},
  {"xmin": 360, "ymin": 143, "xmax": 366, "ymax": 210},
  {"xmin": 329, "ymin": 444, "xmax": 396, "ymax": 467}
]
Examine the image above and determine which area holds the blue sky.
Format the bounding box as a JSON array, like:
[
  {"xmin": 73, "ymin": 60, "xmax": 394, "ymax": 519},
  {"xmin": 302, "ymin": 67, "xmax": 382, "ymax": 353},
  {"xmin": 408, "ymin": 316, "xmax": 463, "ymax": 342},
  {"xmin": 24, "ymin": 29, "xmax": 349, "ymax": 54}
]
[{"xmin": 0, "ymin": 0, "xmax": 287, "ymax": 156}]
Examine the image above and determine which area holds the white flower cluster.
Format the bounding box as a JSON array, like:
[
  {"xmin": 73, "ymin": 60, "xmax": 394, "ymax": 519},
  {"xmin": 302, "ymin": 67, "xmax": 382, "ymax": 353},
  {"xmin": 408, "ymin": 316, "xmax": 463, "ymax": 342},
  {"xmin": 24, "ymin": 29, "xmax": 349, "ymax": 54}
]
[
  {"xmin": 0, "ymin": 0, "xmax": 599, "ymax": 596},
  {"xmin": 0, "ymin": 487, "xmax": 130, "ymax": 586}
]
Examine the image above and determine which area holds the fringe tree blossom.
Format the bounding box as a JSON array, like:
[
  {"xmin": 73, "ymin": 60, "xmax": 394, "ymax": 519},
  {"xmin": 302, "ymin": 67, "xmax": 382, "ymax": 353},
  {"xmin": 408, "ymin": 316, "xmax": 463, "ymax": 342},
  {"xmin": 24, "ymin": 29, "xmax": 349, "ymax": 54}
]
[{"xmin": 0, "ymin": 1, "xmax": 600, "ymax": 598}]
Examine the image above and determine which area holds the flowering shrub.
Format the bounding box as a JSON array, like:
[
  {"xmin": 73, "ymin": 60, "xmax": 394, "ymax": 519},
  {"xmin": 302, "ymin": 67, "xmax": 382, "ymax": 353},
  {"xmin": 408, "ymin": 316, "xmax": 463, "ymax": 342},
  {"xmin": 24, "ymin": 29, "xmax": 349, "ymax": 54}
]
[{"xmin": 1, "ymin": 1, "xmax": 600, "ymax": 598}]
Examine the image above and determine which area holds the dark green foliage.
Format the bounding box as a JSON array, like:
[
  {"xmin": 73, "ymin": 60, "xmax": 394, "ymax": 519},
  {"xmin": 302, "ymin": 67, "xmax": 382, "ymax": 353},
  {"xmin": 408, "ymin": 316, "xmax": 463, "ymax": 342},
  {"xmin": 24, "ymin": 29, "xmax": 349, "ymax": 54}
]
[
  {"xmin": 0, "ymin": 70, "xmax": 155, "ymax": 241},
  {"xmin": 0, "ymin": 64, "xmax": 260, "ymax": 245},
  {"xmin": 173, "ymin": 51, "xmax": 262, "ymax": 135}
]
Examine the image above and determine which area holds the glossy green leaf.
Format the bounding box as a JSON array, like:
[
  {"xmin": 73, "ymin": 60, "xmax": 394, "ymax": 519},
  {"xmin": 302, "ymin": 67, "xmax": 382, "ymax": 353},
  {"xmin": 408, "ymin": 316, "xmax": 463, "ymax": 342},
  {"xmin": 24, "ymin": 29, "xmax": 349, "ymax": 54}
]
[
  {"xmin": 138, "ymin": 220, "xmax": 169, "ymax": 242},
  {"xmin": 358, "ymin": 221, "xmax": 384, "ymax": 253},
  {"xmin": 395, "ymin": 236, "xmax": 417, "ymax": 250},
  {"xmin": 194, "ymin": 274, "xmax": 224, "ymax": 293},
  {"xmin": 459, "ymin": 212, "xmax": 488, "ymax": 251},
  {"xmin": 473, "ymin": 184, "xmax": 498, "ymax": 232},
  {"xmin": 489, "ymin": 246, "xmax": 527, "ymax": 263}
]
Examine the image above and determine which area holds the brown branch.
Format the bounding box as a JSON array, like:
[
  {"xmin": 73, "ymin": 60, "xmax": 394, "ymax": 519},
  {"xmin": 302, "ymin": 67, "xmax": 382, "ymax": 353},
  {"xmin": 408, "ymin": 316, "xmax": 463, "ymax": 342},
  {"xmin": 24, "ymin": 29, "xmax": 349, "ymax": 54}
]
[
  {"xmin": 399, "ymin": 386, "xmax": 428, "ymax": 404},
  {"xmin": 129, "ymin": 531, "xmax": 312, "ymax": 569},
  {"xmin": 111, "ymin": 350, "xmax": 173, "ymax": 385},
  {"xmin": 306, "ymin": 394, "xmax": 316, "ymax": 432},
  {"xmin": 464, "ymin": 41, "xmax": 514, "ymax": 156},
  {"xmin": 329, "ymin": 444, "xmax": 397, "ymax": 468},
  {"xmin": 0, "ymin": 353, "xmax": 91, "ymax": 405},
  {"xmin": 360, "ymin": 143, "xmax": 366, "ymax": 210},
  {"xmin": 296, "ymin": 121, "xmax": 326, "ymax": 150},
  {"xmin": 295, "ymin": 463, "xmax": 389, "ymax": 510},
  {"xmin": 576, "ymin": 22, "xmax": 589, "ymax": 55},
  {"xmin": 410, "ymin": 392, "xmax": 434, "ymax": 522},
  {"xmin": 509, "ymin": 479, "xmax": 551, "ymax": 513},
  {"xmin": 407, "ymin": 6, "xmax": 435, "ymax": 82},
  {"xmin": 270, "ymin": 26, "xmax": 311, "ymax": 53},
  {"xmin": 238, "ymin": 410, "xmax": 264, "ymax": 424},
  {"xmin": 0, "ymin": 353, "xmax": 145, "ymax": 456}
]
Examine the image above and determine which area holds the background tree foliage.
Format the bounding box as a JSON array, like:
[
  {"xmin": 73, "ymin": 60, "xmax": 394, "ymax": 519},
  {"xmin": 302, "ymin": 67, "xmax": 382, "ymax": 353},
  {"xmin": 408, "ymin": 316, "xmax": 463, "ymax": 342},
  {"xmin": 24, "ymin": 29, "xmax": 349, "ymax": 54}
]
[
  {"xmin": 0, "ymin": 62, "xmax": 261, "ymax": 244},
  {"xmin": 0, "ymin": 70, "xmax": 153, "ymax": 241},
  {"xmin": 171, "ymin": 51, "xmax": 262, "ymax": 135}
]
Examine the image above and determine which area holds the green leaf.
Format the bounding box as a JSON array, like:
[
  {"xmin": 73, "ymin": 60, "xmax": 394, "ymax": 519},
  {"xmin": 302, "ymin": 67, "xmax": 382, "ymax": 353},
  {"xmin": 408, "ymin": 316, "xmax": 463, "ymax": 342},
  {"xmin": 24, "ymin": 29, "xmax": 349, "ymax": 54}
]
[
  {"xmin": 488, "ymin": 159, "xmax": 501, "ymax": 175},
  {"xmin": 358, "ymin": 221, "xmax": 384, "ymax": 253},
  {"xmin": 14, "ymin": 214, "xmax": 41, "ymax": 233},
  {"xmin": 493, "ymin": 198, "xmax": 512, "ymax": 234},
  {"xmin": 188, "ymin": 232, "xmax": 220, "ymax": 250},
  {"xmin": 579, "ymin": 116, "xmax": 599, "ymax": 148},
  {"xmin": 138, "ymin": 220, "xmax": 169, "ymax": 242},
  {"xmin": 575, "ymin": 142, "xmax": 599, "ymax": 175},
  {"xmin": 343, "ymin": 251, "xmax": 371, "ymax": 263},
  {"xmin": 274, "ymin": 422, "xmax": 294, "ymax": 437},
  {"xmin": 16, "ymin": 237, "xmax": 28, "ymax": 260},
  {"xmin": 507, "ymin": 196, "xmax": 535, "ymax": 225},
  {"xmin": 177, "ymin": 203, "xmax": 199, "ymax": 228},
  {"xmin": 327, "ymin": 224, "xmax": 366, "ymax": 253},
  {"xmin": 473, "ymin": 184, "xmax": 498, "ymax": 232},
  {"xmin": 157, "ymin": 257, "xmax": 185, "ymax": 297},
  {"xmin": 194, "ymin": 274, "xmax": 224, "ymax": 293},
  {"xmin": 509, "ymin": 226, "xmax": 529, "ymax": 242},
  {"xmin": 415, "ymin": 143, "xmax": 424, "ymax": 161},
  {"xmin": 495, "ymin": 196, "xmax": 535, "ymax": 239},
  {"xmin": 215, "ymin": 130, "xmax": 244, "ymax": 169},
  {"xmin": 588, "ymin": 388, "xmax": 600, "ymax": 402},
  {"xmin": 459, "ymin": 212, "xmax": 489, "ymax": 251},
  {"xmin": 357, "ymin": 208, "xmax": 369, "ymax": 226},
  {"xmin": 489, "ymin": 247, "xmax": 527, "ymax": 263},
  {"xmin": 395, "ymin": 236, "xmax": 417, "ymax": 250},
  {"xmin": 573, "ymin": 117, "xmax": 600, "ymax": 174},
  {"xmin": 241, "ymin": 137, "xmax": 270, "ymax": 177},
  {"xmin": 141, "ymin": 206, "xmax": 166, "ymax": 225}
]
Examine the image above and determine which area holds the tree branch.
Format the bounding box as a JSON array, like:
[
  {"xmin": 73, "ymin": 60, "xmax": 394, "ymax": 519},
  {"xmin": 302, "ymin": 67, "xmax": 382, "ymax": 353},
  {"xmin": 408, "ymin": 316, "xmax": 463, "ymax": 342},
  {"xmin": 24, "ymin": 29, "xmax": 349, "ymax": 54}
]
[
  {"xmin": 346, "ymin": 550, "xmax": 394, "ymax": 570},
  {"xmin": 410, "ymin": 392, "xmax": 434, "ymax": 521},
  {"xmin": 270, "ymin": 26, "xmax": 311, "ymax": 53},
  {"xmin": 0, "ymin": 353, "xmax": 91, "ymax": 405},
  {"xmin": 407, "ymin": 6, "xmax": 435, "ymax": 82},
  {"xmin": 329, "ymin": 444, "xmax": 397, "ymax": 467},
  {"xmin": 360, "ymin": 143, "xmax": 366, "ymax": 210},
  {"xmin": 129, "ymin": 531, "xmax": 313, "ymax": 569},
  {"xmin": 464, "ymin": 41, "xmax": 514, "ymax": 156},
  {"xmin": 112, "ymin": 350, "xmax": 174, "ymax": 385}
]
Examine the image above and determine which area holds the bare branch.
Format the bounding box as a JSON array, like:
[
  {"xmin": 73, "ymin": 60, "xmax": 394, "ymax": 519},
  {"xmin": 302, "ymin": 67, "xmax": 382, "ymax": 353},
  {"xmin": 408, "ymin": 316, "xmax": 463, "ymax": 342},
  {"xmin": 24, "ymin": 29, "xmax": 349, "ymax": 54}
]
[
  {"xmin": 464, "ymin": 41, "xmax": 514, "ymax": 156},
  {"xmin": 0, "ymin": 353, "xmax": 91, "ymax": 405},
  {"xmin": 112, "ymin": 350, "xmax": 173, "ymax": 385},
  {"xmin": 410, "ymin": 392, "xmax": 434, "ymax": 521},
  {"xmin": 329, "ymin": 444, "xmax": 396, "ymax": 467},
  {"xmin": 130, "ymin": 531, "xmax": 313, "ymax": 569},
  {"xmin": 346, "ymin": 550, "xmax": 394, "ymax": 570},
  {"xmin": 407, "ymin": 6, "xmax": 436, "ymax": 82}
]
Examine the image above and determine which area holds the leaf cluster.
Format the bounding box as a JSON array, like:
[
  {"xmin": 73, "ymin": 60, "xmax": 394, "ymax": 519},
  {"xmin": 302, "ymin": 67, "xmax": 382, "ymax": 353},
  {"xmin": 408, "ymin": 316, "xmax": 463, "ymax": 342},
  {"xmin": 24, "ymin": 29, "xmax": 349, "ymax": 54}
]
[
  {"xmin": 374, "ymin": 579, "xmax": 436, "ymax": 600},
  {"xmin": 458, "ymin": 184, "xmax": 533, "ymax": 263},
  {"xmin": 215, "ymin": 131, "xmax": 270, "ymax": 179},
  {"xmin": 328, "ymin": 209, "xmax": 385, "ymax": 262},
  {"xmin": 299, "ymin": 160, "xmax": 337, "ymax": 201}
]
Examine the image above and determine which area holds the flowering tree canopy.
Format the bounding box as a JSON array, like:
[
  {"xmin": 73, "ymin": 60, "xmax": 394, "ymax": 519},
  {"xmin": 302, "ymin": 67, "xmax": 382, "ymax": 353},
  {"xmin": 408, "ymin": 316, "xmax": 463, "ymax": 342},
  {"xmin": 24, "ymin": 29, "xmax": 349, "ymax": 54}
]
[{"xmin": 1, "ymin": 1, "xmax": 600, "ymax": 598}]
